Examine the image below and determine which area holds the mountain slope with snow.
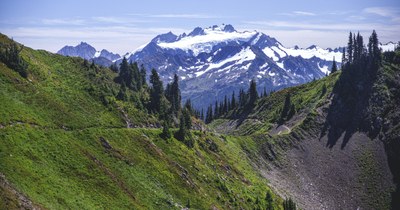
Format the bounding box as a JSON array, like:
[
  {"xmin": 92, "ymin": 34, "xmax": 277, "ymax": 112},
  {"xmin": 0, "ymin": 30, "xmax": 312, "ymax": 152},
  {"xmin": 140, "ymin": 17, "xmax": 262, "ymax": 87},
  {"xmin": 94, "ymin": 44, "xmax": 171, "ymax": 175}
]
[
  {"xmin": 56, "ymin": 25, "xmax": 397, "ymax": 109},
  {"xmin": 128, "ymin": 24, "xmax": 342, "ymax": 109}
]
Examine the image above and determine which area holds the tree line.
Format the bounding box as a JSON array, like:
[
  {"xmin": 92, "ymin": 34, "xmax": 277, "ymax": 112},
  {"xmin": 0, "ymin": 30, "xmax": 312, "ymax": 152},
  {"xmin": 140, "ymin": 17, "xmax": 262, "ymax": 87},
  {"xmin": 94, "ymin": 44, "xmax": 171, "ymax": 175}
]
[
  {"xmin": 204, "ymin": 79, "xmax": 268, "ymax": 124},
  {"xmin": 114, "ymin": 57, "xmax": 197, "ymax": 147}
]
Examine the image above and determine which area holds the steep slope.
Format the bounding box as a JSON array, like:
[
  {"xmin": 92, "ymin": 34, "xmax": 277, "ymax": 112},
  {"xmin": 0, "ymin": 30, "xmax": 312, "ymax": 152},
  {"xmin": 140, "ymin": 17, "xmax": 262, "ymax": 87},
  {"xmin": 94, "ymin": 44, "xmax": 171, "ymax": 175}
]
[
  {"xmin": 57, "ymin": 42, "xmax": 121, "ymax": 66},
  {"xmin": 210, "ymin": 53, "xmax": 400, "ymax": 209},
  {"xmin": 129, "ymin": 24, "xmax": 342, "ymax": 109},
  {"xmin": 0, "ymin": 34, "xmax": 282, "ymax": 209}
]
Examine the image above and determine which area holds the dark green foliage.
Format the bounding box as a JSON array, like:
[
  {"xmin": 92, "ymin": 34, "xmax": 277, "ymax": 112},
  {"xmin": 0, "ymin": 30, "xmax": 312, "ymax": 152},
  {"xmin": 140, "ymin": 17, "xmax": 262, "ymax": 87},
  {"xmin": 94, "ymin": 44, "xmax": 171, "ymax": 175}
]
[
  {"xmin": 183, "ymin": 107, "xmax": 192, "ymax": 129},
  {"xmin": 139, "ymin": 64, "xmax": 146, "ymax": 86},
  {"xmin": 0, "ymin": 42, "xmax": 28, "ymax": 78},
  {"xmin": 279, "ymin": 93, "xmax": 294, "ymax": 123},
  {"xmin": 265, "ymin": 191, "xmax": 274, "ymax": 210},
  {"xmin": 83, "ymin": 59, "xmax": 89, "ymax": 68},
  {"xmin": 208, "ymin": 139, "xmax": 219, "ymax": 152},
  {"xmin": 214, "ymin": 101, "xmax": 219, "ymax": 118},
  {"xmin": 239, "ymin": 88, "xmax": 248, "ymax": 108},
  {"xmin": 175, "ymin": 113, "xmax": 194, "ymax": 148},
  {"xmin": 109, "ymin": 63, "xmax": 118, "ymax": 72},
  {"xmin": 341, "ymin": 48, "xmax": 346, "ymax": 65},
  {"xmin": 248, "ymin": 79, "xmax": 258, "ymax": 107},
  {"xmin": 331, "ymin": 57, "xmax": 338, "ymax": 73},
  {"xmin": 116, "ymin": 83, "xmax": 128, "ymax": 101},
  {"xmin": 186, "ymin": 199, "xmax": 191, "ymax": 208},
  {"xmin": 161, "ymin": 121, "xmax": 171, "ymax": 140},
  {"xmin": 149, "ymin": 69, "xmax": 164, "ymax": 113},
  {"xmin": 165, "ymin": 74, "xmax": 181, "ymax": 115},
  {"xmin": 205, "ymin": 104, "xmax": 213, "ymax": 124},
  {"xmin": 347, "ymin": 32, "xmax": 353, "ymax": 63},
  {"xmin": 184, "ymin": 99, "xmax": 193, "ymax": 115},
  {"xmin": 117, "ymin": 57, "xmax": 130, "ymax": 85},
  {"xmin": 368, "ymin": 30, "xmax": 381, "ymax": 66},
  {"xmin": 116, "ymin": 58, "xmax": 144, "ymax": 91},
  {"xmin": 283, "ymin": 197, "xmax": 296, "ymax": 210},
  {"xmin": 176, "ymin": 115, "xmax": 187, "ymax": 141}
]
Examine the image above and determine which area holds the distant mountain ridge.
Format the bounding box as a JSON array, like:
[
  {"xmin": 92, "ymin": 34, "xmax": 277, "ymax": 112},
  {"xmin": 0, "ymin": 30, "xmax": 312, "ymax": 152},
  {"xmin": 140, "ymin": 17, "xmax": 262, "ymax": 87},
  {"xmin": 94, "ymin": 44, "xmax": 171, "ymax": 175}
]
[
  {"xmin": 126, "ymin": 24, "xmax": 342, "ymax": 109},
  {"xmin": 57, "ymin": 25, "xmax": 398, "ymax": 109},
  {"xmin": 57, "ymin": 42, "xmax": 121, "ymax": 66}
]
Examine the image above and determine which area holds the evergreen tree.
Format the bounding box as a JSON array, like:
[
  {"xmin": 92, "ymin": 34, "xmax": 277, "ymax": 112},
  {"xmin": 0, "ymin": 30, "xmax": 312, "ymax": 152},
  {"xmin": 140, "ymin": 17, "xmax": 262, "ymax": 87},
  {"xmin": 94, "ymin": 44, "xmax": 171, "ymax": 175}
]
[
  {"xmin": 176, "ymin": 115, "xmax": 186, "ymax": 142},
  {"xmin": 265, "ymin": 191, "xmax": 274, "ymax": 210},
  {"xmin": 248, "ymin": 79, "xmax": 258, "ymax": 107},
  {"xmin": 130, "ymin": 62, "xmax": 141, "ymax": 90},
  {"xmin": 205, "ymin": 104, "xmax": 213, "ymax": 124},
  {"xmin": 183, "ymin": 107, "xmax": 192, "ymax": 129},
  {"xmin": 161, "ymin": 121, "xmax": 171, "ymax": 140},
  {"xmin": 200, "ymin": 108, "xmax": 204, "ymax": 121},
  {"xmin": 149, "ymin": 69, "xmax": 164, "ymax": 113},
  {"xmin": 90, "ymin": 61, "xmax": 96, "ymax": 69},
  {"xmin": 341, "ymin": 48, "xmax": 346, "ymax": 65},
  {"xmin": 230, "ymin": 91, "xmax": 236, "ymax": 109},
  {"xmin": 347, "ymin": 32, "xmax": 353, "ymax": 63},
  {"xmin": 239, "ymin": 88, "xmax": 247, "ymax": 108},
  {"xmin": 283, "ymin": 197, "xmax": 296, "ymax": 210},
  {"xmin": 116, "ymin": 83, "xmax": 128, "ymax": 101},
  {"xmin": 184, "ymin": 99, "xmax": 192, "ymax": 115},
  {"xmin": 355, "ymin": 32, "xmax": 365, "ymax": 62},
  {"xmin": 0, "ymin": 42, "xmax": 28, "ymax": 78},
  {"xmin": 331, "ymin": 57, "xmax": 338, "ymax": 73},
  {"xmin": 165, "ymin": 74, "xmax": 181, "ymax": 115},
  {"xmin": 110, "ymin": 63, "xmax": 119, "ymax": 72},
  {"xmin": 223, "ymin": 95, "xmax": 228, "ymax": 114},
  {"xmin": 279, "ymin": 93, "xmax": 292, "ymax": 123},
  {"xmin": 83, "ymin": 59, "xmax": 89, "ymax": 68},
  {"xmin": 140, "ymin": 64, "xmax": 147, "ymax": 87},
  {"xmin": 172, "ymin": 74, "xmax": 181, "ymax": 112},
  {"xmin": 214, "ymin": 101, "xmax": 219, "ymax": 118},
  {"xmin": 118, "ymin": 57, "xmax": 130, "ymax": 86},
  {"xmin": 263, "ymin": 87, "xmax": 267, "ymax": 97},
  {"xmin": 368, "ymin": 30, "xmax": 381, "ymax": 65}
]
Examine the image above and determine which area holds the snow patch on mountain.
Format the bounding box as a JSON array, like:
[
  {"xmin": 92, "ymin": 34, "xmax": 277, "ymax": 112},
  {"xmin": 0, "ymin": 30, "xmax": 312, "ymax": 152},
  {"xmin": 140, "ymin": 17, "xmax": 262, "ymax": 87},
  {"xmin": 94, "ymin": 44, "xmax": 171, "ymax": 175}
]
[
  {"xmin": 284, "ymin": 46, "xmax": 341, "ymax": 61},
  {"xmin": 318, "ymin": 63, "xmax": 330, "ymax": 75},
  {"xmin": 380, "ymin": 42, "xmax": 398, "ymax": 52},
  {"xmin": 158, "ymin": 25, "xmax": 257, "ymax": 56}
]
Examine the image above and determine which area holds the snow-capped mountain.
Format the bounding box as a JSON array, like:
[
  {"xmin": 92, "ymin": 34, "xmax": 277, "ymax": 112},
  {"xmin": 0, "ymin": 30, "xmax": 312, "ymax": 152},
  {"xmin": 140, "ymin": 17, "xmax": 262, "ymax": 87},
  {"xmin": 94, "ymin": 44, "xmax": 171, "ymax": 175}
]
[
  {"xmin": 57, "ymin": 42, "xmax": 121, "ymax": 66},
  {"xmin": 127, "ymin": 24, "xmax": 342, "ymax": 109},
  {"xmin": 56, "ymin": 25, "xmax": 397, "ymax": 109}
]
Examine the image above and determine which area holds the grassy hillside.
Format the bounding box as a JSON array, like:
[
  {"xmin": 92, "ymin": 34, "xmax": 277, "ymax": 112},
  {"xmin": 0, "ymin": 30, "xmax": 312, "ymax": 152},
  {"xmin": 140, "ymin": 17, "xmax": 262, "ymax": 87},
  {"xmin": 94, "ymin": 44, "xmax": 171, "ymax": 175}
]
[{"xmin": 0, "ymin": 34, "xmax": 282, "ymax": 209}]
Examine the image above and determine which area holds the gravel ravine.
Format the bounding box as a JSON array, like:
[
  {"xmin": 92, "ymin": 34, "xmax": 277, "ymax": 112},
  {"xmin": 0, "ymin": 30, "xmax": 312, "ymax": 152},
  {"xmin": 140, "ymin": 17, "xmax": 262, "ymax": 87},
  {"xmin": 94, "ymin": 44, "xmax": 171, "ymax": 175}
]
[{"xmin": 260, "ymin": 132, "xmax": 394, "ymax": 210}]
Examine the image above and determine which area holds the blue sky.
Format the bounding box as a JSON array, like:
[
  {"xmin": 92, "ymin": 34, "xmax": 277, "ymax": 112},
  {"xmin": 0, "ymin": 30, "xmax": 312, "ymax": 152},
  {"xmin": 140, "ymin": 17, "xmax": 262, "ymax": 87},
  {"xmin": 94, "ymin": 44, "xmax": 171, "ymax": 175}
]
[{"xmin": 1, "ymin": 0, "xmax": 399, "ymax": 54}]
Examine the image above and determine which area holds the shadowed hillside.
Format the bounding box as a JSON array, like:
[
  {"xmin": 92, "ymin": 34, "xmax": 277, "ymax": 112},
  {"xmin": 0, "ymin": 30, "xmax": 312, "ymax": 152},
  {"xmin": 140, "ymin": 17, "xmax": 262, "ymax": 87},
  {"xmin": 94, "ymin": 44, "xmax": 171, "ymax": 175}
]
[{"xmin": 210, "ymin": 34, "xmax": 400, "ymax": 209}]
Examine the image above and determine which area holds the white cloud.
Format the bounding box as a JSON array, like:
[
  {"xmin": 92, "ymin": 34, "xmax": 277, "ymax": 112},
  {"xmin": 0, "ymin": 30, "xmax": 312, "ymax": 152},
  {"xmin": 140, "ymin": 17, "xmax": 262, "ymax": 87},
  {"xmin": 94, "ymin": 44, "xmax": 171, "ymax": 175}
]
[
  {"xmin": 91, "ymin": 16, "xmax": 152, "ymax": 24},
  {"xmin": 0, "ymin": 26, "xmax": 187, "ymax": 54},
  {"xmin": 293, "ymin": 11, "xmax": 316, "ymax": 16},
  {"xmin": 42, "ymin": 18, "xmax": 86, "ymax": 26},
  {"xmin": 363, "ymin": 7, "xmax": 398, "ymax": 18},
  {"xmin": 279, "ymin": 11, "xmax": 317, "ymax": 16},
  {"xmin": 242, "ymin": 20, "xmax": 400, "ymax": 33},
  {"xmin": 145, "ymin": 14, "xmax": 220, "ymax": 19}
]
